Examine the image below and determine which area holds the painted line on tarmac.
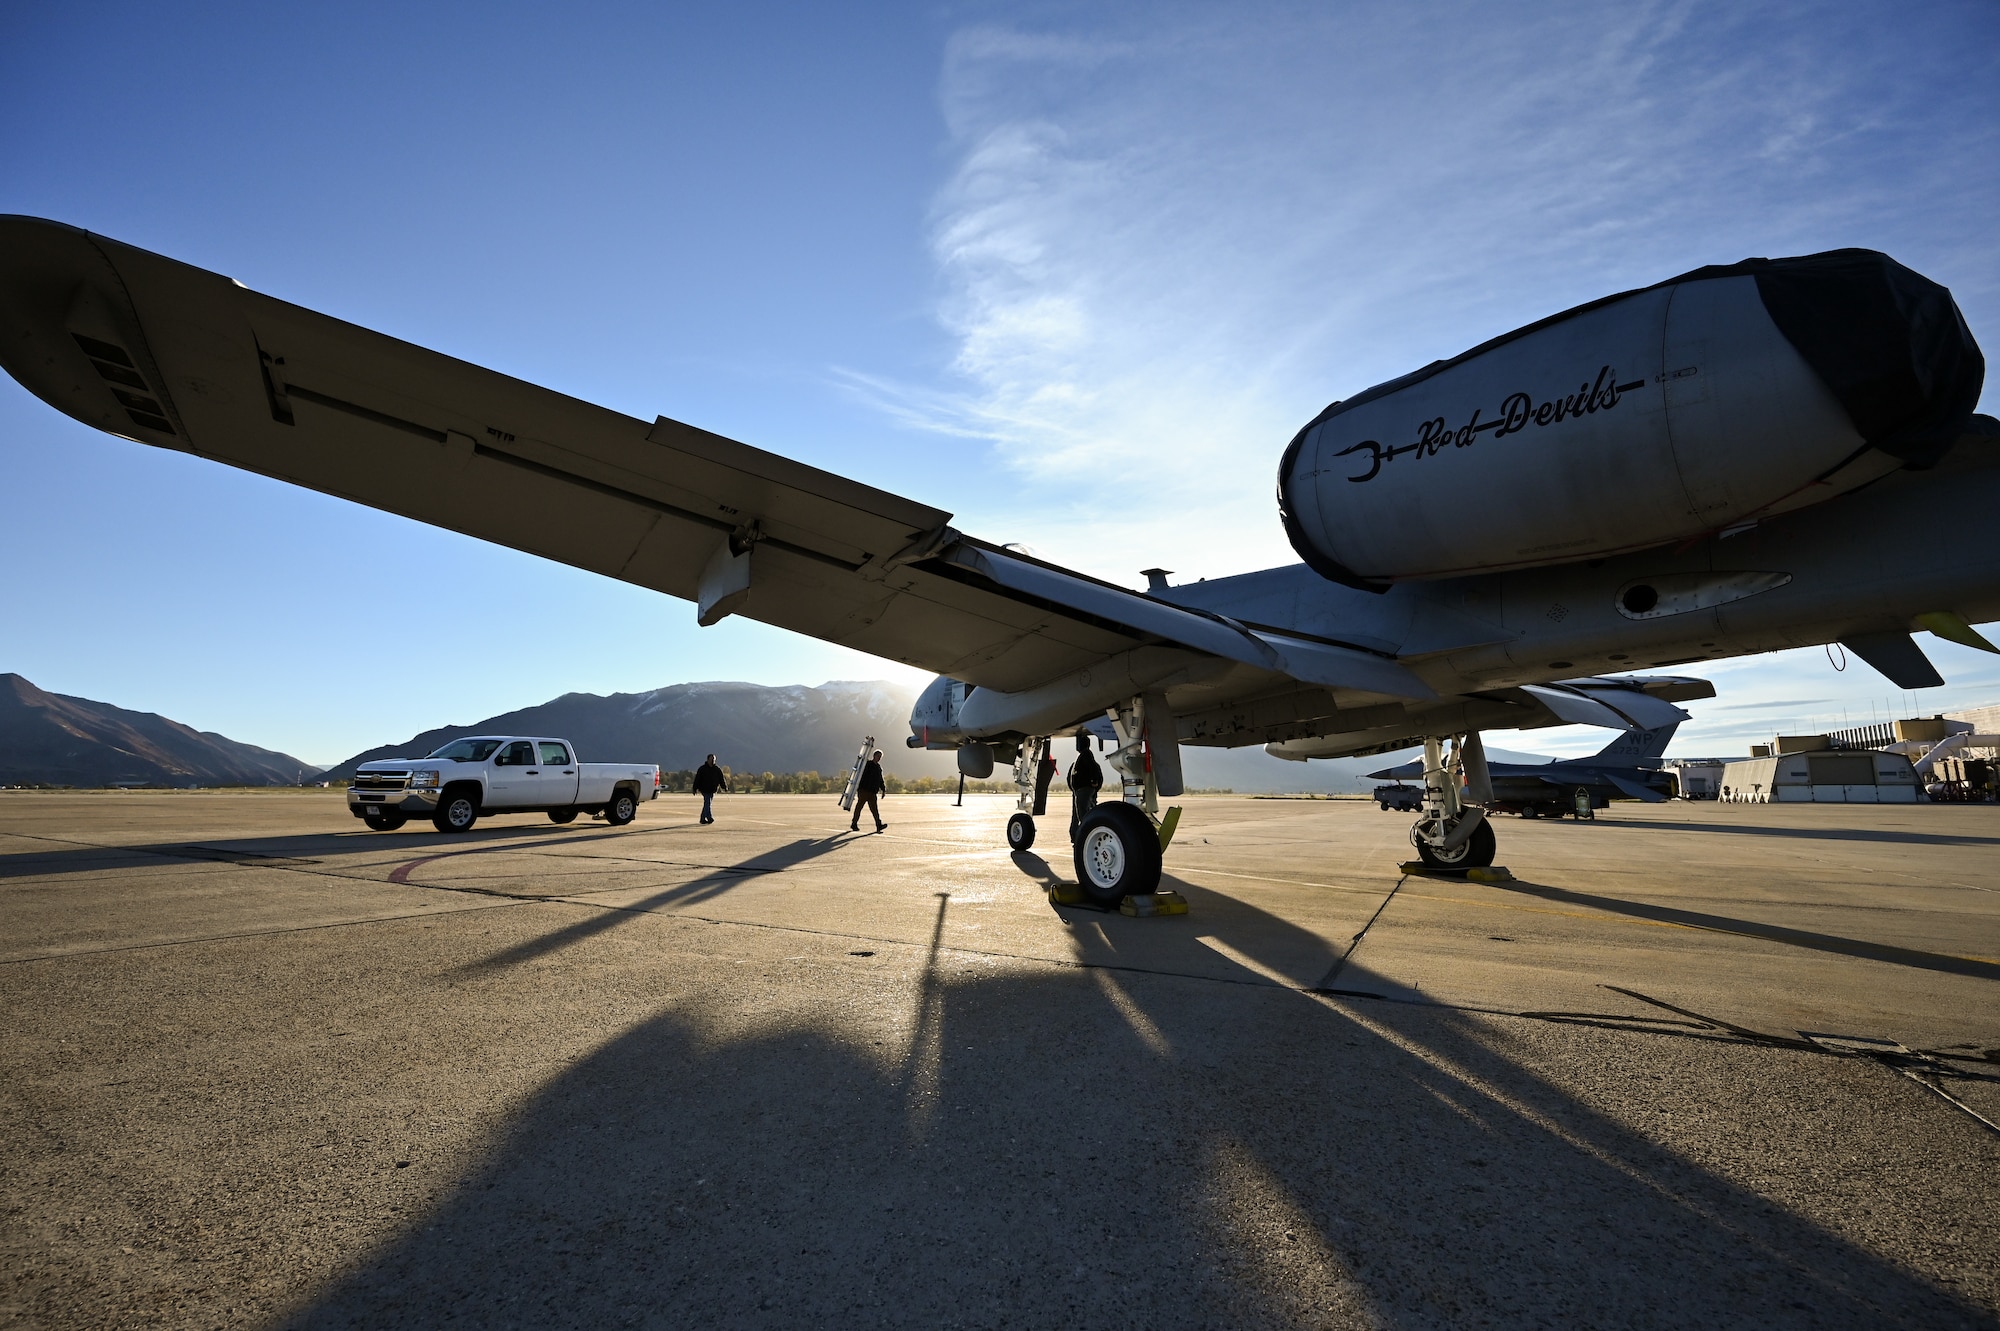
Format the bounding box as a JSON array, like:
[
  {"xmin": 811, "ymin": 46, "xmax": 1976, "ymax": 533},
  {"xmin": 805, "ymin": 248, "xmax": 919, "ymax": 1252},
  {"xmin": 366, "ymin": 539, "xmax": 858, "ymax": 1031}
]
[
  {"xmin": 1179, "ymin": 866, "xmax": 1394, "ymax": 897},
  {"xmin": 0, "ymin": 899, "xmax": 525, "ymax": 965}
]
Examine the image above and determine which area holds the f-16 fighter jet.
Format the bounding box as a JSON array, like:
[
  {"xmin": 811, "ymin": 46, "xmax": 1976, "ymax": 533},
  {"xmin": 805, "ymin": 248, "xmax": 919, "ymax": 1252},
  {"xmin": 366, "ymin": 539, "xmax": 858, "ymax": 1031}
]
[
  {"xmin": 2, "ymin": 218, "xmax": 1994, "ymax": 904},
  {"xmin": 1351, "ymin": 724, "xmax": 1682, "ymax": 819}
]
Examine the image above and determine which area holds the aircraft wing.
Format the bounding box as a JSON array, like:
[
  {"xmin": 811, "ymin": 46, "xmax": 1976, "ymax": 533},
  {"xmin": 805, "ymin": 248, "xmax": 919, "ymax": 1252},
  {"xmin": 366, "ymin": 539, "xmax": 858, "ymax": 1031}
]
[{"xmin": 0, "ymin": 216, "xmax": 1430, "ymax": 704}]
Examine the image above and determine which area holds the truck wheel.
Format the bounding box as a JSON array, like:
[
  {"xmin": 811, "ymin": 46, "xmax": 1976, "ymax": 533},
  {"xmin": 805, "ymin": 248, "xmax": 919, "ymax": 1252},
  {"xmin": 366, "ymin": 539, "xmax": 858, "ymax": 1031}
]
[
  {"xmin": 605, "ymin": 789, "xmax": 638, "ymax": 826},
  {"xmin": 363, "ymin": 809, "xmax": 406, "ymax": 831},
  {"xmin": 1006, "ymin": 812, "xmax": 1036, "ymax": 851},
  {"xmin": 548, "ymin": 808, "xmax": 579, "ymax": 824},
  {"xmin": 433, "ymin": 788, "xmax": 479, "ymax": 834},
  {"xmin": 1071, "ymin": 802, "xmax": 1162, "ymax": 906}
]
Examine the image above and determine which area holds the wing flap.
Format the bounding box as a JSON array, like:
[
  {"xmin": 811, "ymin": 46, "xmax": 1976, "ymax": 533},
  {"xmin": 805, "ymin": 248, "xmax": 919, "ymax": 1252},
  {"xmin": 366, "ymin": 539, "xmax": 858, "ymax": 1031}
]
[{"xmin": 934, "ymin": 543, "xmax": 1435, "ymax": 700}]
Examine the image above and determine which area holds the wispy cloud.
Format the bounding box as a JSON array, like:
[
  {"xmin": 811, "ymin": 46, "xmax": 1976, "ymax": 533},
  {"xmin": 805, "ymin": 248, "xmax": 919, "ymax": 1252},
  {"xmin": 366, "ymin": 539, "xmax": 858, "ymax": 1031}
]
[{"xmin": 863, "ymin": 0, "xmax": 1998, "ymax": 582}]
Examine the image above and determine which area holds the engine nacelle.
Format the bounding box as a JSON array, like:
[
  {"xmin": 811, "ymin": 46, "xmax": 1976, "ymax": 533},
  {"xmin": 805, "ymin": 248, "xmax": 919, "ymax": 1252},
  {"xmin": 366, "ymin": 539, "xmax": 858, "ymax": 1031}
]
[{"xmin": 1278, "ymin": 249, "xmax": 1983, "ymax": 587}]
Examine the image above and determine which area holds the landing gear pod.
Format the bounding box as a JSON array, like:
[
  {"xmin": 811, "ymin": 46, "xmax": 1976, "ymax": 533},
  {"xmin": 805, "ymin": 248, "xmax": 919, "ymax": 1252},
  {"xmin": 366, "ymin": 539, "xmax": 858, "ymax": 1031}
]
[{"xmin": 1278, "ymin": 249, "xmax": 1984, "ymax": 588}]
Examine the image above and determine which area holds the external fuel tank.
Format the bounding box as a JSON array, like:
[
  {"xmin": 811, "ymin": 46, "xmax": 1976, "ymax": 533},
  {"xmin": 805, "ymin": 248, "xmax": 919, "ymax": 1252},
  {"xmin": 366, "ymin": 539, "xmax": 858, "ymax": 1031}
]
[{"xmin": 1277, "ymin": 250, "xmax": 1983, "ymax": 588}]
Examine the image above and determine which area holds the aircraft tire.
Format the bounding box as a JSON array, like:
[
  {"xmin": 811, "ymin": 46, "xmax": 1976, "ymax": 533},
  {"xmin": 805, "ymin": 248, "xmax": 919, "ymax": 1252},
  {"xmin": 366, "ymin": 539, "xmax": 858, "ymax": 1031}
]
[
  {"xmin": 548, "ymin": 808, "xmax": 579, "ymax": 824},
  {"xmin": 1006, "ymin": 812, "xmax": 1036, "ymax": 852},
  {"xmin": 1409, "ymin": 815, "xmax": 1497, "ymax": 869},
  {"xmin": 362, "ymin": 809, "xmax": 406, "ymax": 831},
  {"xmin": 1072, "ymin": 802, "xmax": 1162, "ymax": 906},
  {"xmin": 432, "ymin": 787, "xmax": 480, "ymax": 834}
]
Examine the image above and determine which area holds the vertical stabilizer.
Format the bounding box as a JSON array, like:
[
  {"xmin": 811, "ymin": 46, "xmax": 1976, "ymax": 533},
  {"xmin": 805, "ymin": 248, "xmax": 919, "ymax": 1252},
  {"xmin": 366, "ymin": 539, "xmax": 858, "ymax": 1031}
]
[{"xmin": 1585, "ymin": 723, "xmax": 1678, "ymax": 763}]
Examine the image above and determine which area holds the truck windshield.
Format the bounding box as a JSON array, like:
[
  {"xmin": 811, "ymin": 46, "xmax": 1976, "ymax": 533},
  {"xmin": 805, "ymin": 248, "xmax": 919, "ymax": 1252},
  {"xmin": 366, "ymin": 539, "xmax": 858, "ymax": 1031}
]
[{"xmin": 426, "ymin": 739, "xmax": 504, "ymax": 762}]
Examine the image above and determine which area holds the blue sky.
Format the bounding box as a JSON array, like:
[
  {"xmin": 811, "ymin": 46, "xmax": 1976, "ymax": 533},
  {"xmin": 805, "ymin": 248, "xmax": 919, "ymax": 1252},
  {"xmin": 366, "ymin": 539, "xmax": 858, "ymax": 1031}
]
[{"xmin": 3, "ymin": 0, "xmax": 1997, "ymax": 767}]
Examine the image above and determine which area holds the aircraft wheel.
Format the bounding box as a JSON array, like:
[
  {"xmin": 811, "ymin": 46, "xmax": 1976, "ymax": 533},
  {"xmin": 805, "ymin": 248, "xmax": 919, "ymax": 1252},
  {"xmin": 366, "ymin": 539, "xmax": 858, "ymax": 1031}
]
[
  {"xmin": 1409, "ymin": 814, "xmax": 1497, "ymax": 869},
  {"xmin": 432, "ymin": 788, "xmax": 480, "ymax": 834},
  {"xmin": 1072, "ymin": 802, "xmax": 1162, "ymax": 906},
  {"xmin": 548, "ymin": 808, "xmax": 579, "ymax": 824},
  {"xmin": 362, "ymin": 809, "xmax": 406, "ymax": 831},
  {"xmin": 1006, "ymin": 812, "xmax": 1036, "ymax": 852}
]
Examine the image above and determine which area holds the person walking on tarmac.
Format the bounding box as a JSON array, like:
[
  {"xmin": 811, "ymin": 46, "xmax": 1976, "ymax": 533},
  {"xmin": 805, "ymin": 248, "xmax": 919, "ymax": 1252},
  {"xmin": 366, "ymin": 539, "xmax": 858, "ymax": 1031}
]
[
  {"xmin": 693, "ymin": 754, "xmax": 728, "ymax": 825},
  {"xmin": 850, "ymin": 749, "xmax": 887, "ymax": 833},
  {"xmin": 1067, "ymin": 734, "xmax": 1103, "ymax": 841}
]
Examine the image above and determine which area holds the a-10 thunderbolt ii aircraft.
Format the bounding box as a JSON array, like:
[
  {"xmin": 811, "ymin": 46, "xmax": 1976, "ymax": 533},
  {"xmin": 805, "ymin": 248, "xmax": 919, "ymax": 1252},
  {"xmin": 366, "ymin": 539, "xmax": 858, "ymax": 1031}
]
[{"xmin": 2, "ymin": 217, "xmax": 1995, "ymax": 903}]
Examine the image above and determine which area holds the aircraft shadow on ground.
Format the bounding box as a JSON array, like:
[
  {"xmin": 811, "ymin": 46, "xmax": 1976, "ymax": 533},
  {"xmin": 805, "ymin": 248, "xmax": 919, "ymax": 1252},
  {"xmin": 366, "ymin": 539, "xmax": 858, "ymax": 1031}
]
[
  {"xmin": 0, "ymin": 817, "xmax": 716, "ymax": 882},
  {"xmin": 1594, "ymin": 819, "xmax": 2000, "ymax": 849},
  {"xmin": 450, "ymin": 834, "xmax": 858, "ymax": 974},
  {"xmin": 1487, "ymin": 878, "xmax": 2000, "ymax": 982},
  {"xmin": 277, "ymin": 872, "xmax": 1989, "ymax": 1329}
]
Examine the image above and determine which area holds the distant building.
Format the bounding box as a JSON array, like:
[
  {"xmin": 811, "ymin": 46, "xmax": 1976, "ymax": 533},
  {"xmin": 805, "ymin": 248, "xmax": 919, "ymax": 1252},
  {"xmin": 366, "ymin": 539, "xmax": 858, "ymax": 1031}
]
[
  {"xmin": 1720, "ymin": 750, "xmax": 1920, "ymax": 803},
  {"xmin": 1661, "ymin": 758, "xmax": 1724, "ymax": 799}
]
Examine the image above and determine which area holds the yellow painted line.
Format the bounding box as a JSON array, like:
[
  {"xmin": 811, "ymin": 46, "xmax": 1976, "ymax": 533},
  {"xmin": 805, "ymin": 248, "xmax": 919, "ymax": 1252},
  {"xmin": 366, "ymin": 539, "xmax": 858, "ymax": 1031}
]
[{"xmin": 1180, "ymin": 866, "xmax": 1392, "ymax": 898}]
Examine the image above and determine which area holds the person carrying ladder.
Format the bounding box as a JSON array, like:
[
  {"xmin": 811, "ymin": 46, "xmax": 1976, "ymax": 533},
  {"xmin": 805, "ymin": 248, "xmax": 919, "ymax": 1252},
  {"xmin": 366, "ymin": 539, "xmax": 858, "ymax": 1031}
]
[{"xmin": 850, "ymin": 749, "xmax": 887, "ymax": 833}]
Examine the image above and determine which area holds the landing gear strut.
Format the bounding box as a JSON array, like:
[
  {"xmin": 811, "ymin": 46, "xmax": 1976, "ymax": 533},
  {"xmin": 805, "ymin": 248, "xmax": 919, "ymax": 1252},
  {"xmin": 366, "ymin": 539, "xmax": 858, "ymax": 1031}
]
[
  {"xmin": 1004, "ymin": 738, "xmax": 1050, "ymax": 852},
  {"xmin": 1068, "ymin": 696, "xmax": 1179, "ymax": 904},
  {"xmin": 1408, "ymin": 732, "xmax": 1498, "ymax": 869},
  {"xmin": 1000, "ymin": 696, "xmax": 1182, "ymax": 905}
]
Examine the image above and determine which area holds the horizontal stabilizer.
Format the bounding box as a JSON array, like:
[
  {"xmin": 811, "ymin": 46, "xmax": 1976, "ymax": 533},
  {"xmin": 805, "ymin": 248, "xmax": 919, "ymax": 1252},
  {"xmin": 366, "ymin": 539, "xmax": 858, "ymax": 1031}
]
[
  {"xmin": 1521, "ymin": 684, "xmax": 1630, "ymax": 729},
  {"xmin": 1603, "ymin": 772, "xmax": 1670, "ymax": 803},
  {"xmin": 1840, "ymin": 631, "xmax": 1945, "ymax": 689}
]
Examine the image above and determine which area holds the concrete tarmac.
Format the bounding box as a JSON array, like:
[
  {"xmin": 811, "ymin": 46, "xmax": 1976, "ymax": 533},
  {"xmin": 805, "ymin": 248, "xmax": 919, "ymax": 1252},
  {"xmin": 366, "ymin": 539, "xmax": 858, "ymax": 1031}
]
[{"xmin": 1, "ymin": 789, "xmax": 1996, "ymax": 1328}]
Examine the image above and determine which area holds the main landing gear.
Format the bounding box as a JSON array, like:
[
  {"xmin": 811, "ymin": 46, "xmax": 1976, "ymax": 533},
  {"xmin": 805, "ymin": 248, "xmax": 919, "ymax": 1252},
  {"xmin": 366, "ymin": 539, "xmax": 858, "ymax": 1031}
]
[
  {"xmin": 1408, "ymin": 732, "xmax": 1499, "ymax": 870},
  {"xmin": 1001, "ymin": 695, "xmax": 1183, "ymax": 907},
  {"xmin": 1073, "ymin": 802, "xmax": 1162, "ymax": 904}
]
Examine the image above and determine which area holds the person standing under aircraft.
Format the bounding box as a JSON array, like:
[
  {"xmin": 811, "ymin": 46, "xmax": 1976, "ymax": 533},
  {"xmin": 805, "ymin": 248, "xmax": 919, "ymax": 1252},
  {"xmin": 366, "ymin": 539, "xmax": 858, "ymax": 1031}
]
[
  {"xmin": 693, "ymin": 755, "xmax": 728, "ymax": 825},
  {"xmin": 1067, "ymin": 735, "xmax": 1103, "ymax": 841},
  {"xmin": 850, "ymin": 750, "xmax": 887, "ymax": 833}
]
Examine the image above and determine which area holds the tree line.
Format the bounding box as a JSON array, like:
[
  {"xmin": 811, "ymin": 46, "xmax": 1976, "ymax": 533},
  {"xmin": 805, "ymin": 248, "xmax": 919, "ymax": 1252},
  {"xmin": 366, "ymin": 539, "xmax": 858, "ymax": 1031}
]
[{"xmin": 655, "ymin": 769, "xmax": 1016, "ymax": 795}]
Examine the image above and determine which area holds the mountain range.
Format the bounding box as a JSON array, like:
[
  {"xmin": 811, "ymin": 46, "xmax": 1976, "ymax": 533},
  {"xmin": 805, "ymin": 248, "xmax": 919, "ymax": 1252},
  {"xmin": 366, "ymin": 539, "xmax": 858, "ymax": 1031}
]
[
  {"xmin": 0, "ymin": 673, "xmax": 316, "ymax": 787},
  {"xmin": 2, "ymin": 671, "xmax": 1547, "ymax": 794},
  {"xmin": 319, "ymin": 681, "xmax": 964, "ymax": 784},
  {"xmin": 320, "ymin": 679, "xmax": 1540, "ymax": 793}
]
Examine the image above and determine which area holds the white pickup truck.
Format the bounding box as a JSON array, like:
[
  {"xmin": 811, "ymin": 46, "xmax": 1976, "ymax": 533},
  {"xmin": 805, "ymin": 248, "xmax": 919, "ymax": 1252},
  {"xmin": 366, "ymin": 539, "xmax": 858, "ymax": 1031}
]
[{"xmin": 348, "ymin": 736, "xmax": 660, "ymax": 833}]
